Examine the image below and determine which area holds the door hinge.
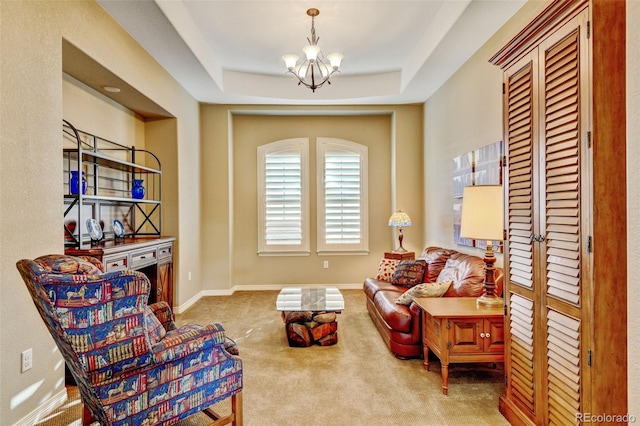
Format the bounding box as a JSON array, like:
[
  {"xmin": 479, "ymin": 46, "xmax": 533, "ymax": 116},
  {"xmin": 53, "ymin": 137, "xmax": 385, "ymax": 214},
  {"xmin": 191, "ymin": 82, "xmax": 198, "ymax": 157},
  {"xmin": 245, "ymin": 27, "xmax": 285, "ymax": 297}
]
[
  {"xmin": 587, "ymin": 21, "xmax": 591, "ymax": 39},
  {"xmin": 446, "ymin": 321, "xmax": 451, "ymax": 330},
  {"xmin": 502, "ymin": 83, "xmax": 505, "ymax": 94},
  {"xmin": 586, "ymin": 131, "xmax": 592, "ymax": 148},
  {"xmin": 588, "ymin": 349, "xmax": 592, "ymax": 366},
  {"xmin": 503, "ymin": 229, "xmax": 507, "ymax": 242},
  {"xmin": 504, "ymin": 304, "xmax": 507, "ymax": 315},
  {"xmin": 504, "ymin": 374, "xmax": 508, "ymax": 386},
  {"xmin": 587, "ymin": 235, "xmax": 592, "ymax": 253},
  {"xmin": 447, "ymin": 342, "xmax": 452, "ymax": 349}
]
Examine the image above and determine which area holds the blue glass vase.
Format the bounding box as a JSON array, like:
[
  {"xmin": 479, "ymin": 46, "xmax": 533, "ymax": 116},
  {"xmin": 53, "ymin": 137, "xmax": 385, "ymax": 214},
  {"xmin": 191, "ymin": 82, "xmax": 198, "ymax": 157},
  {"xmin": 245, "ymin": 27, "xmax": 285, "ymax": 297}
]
[
  {"xmin": 131, "ymin": 179, "xmax": 145, "ymax": 199},
  {"xmin": 69, "ymin": 170, "xmax": 87, "ymax": 195}
]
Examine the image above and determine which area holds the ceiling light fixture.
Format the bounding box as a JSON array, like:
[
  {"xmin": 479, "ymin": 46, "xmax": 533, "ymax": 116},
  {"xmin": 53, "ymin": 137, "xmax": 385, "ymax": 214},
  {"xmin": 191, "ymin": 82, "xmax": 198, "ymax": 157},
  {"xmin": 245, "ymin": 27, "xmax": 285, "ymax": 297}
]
[{"xmin": 282, "ymin": 8, "xmax": 343, "ymax": 93}]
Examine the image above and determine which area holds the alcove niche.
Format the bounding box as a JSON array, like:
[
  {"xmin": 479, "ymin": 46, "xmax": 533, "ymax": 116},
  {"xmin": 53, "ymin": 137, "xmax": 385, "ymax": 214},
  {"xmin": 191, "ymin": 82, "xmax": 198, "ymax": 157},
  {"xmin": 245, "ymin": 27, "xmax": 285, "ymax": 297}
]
[{"xmin": 61, "ymin": 39, "xmax": 179, "ymax": 241}]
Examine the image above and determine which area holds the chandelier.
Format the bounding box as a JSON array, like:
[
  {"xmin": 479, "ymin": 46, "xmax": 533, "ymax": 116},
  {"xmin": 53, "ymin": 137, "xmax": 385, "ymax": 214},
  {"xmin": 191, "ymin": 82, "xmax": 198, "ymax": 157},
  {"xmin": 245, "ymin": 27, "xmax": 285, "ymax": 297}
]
[{"xmin": 282, "ymin": 8, "xmax": 343, "ymax": 92}]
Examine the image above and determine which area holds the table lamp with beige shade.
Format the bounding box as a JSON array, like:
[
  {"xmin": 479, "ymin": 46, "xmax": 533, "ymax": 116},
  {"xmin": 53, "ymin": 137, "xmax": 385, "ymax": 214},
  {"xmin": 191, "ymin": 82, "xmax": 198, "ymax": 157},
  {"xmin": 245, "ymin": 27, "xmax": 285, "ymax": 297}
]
[{"xmin": 460, "ymin": 185, "xmax": 504, "ymax": 307}]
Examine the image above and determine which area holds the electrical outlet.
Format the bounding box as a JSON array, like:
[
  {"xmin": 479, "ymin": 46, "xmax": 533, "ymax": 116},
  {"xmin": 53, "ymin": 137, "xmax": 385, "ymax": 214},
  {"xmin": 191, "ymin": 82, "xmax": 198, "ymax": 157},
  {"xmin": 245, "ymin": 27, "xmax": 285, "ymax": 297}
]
[
  {"xmin": 323, "ymin": 261, "xmax": 329, "ymax": 269},
  {"xmin": 21, "ymin": 349, "xmax": 32, "ymax": 373}
]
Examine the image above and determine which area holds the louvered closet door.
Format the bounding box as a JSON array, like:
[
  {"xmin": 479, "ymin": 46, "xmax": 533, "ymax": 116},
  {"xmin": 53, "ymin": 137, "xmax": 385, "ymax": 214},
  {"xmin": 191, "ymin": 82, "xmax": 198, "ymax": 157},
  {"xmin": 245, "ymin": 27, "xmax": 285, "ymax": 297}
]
[
  {"xmin": 539, "ymin": 12, "xmax": 589, "ymax": 425},
  {"xmin": 503, "ymin": 52, "xmax": 538, "ymax": 421}
]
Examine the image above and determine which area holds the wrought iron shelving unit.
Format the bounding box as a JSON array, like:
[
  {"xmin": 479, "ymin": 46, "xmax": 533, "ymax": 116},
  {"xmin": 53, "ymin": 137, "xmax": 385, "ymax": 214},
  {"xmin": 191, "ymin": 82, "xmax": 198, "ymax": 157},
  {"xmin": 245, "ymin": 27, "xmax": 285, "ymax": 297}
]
[{"xmin": 63, "ymin": 120, "xmax": 162, "ymax": 248}]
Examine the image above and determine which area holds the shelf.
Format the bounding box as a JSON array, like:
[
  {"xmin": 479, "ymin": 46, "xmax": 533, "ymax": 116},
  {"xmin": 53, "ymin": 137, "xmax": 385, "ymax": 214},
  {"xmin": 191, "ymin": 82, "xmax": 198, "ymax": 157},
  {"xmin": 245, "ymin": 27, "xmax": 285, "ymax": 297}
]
[
  {"xmin": 64, "ymin": 194, "xmax": 161, "ymax": 204},
  {"xmin": 63, "ymin": 148, "xmax": 161, "ymax": 175}
]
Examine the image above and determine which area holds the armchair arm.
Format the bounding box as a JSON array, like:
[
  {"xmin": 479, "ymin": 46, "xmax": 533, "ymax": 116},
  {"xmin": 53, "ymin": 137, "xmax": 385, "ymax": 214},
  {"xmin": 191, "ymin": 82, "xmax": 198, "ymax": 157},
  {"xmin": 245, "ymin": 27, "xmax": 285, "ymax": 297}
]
[
  {"xmin": 148, "ymin": 301, "xmax": 177, "ymax": 331},
  {"xmin": 151, "ymin": 323, "xmax": 228, "ymax": 364}
]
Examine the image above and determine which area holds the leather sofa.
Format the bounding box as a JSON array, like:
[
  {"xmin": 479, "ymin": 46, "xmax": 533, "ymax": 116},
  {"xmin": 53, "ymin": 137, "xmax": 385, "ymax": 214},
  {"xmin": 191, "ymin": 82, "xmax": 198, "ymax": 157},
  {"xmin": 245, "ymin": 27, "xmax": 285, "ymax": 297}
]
[{"xmin": 364, "ymin": 247, "xmax": 504, "ymax": 359}]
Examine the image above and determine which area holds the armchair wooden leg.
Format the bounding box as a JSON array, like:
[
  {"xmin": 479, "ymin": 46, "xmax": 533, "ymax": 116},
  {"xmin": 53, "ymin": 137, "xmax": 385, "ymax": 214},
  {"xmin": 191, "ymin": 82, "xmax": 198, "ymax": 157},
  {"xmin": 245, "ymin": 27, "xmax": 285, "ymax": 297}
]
[
  {"xmin": 232, "ymin": 392, "xmax": 243, "ymax": 426},
  {"xmin": 82, "ymin": 405, "xmax": 93, "ymax": 426},
  {"xmin": 202, "ymin": 391, "xmax": 243, "ymax": 426}
]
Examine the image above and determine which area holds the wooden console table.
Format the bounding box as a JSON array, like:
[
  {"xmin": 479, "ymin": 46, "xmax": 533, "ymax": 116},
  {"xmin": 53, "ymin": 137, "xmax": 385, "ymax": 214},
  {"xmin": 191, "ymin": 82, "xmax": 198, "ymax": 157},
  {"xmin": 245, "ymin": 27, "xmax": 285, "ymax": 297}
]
[
  {"xmin": 413, "ymin": 297, "xmax": 504, "ymax": 395},
  {"xmin": 66, "ymin": 237, "xmax": 175, "ymax": 307}
]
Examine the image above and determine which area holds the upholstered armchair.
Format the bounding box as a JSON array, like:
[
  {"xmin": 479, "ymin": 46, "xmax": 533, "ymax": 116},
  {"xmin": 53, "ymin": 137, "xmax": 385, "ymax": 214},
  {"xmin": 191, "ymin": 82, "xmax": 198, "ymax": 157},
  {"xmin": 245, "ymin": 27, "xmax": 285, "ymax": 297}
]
[{"xmin": 16, "ymin": 254, "xmax": 243, "ymax": 426}]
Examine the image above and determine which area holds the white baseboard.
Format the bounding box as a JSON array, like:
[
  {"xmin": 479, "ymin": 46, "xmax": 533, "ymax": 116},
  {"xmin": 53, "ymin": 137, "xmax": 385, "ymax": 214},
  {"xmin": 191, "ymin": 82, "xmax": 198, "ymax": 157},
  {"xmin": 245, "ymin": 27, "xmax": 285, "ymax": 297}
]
[
  {"xmin": 173, "ymin": 283, "xmax": 362, "ymax": 314},
  {"xmin": 14, "ymin": 388, "xmax": 68, "ymax": 426}
]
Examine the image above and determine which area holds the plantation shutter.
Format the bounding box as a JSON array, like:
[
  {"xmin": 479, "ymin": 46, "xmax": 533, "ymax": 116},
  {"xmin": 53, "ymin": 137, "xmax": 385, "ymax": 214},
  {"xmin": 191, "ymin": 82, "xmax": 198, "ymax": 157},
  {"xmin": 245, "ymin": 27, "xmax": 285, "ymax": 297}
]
[
  {"xmin": 508, "ymin": 294, "xmax": 535, "ymax": 415},
  {"xmin": 543, "ymin": 30, "xmax": 582, "ymax": 306},
  {"xmin": 506, "ymin": 60, "xmax": 535, "ymax": 290},
  {"xmin": 546, "ymin": 309, "xmax": 581, "ymax": 425},
  {"xmin": 264, "ymin": 150, "xmax": 303, "ymax": 245},
  {"xmin": 324, "ymin": 149, "xmax": 361, "ymax": 244}
]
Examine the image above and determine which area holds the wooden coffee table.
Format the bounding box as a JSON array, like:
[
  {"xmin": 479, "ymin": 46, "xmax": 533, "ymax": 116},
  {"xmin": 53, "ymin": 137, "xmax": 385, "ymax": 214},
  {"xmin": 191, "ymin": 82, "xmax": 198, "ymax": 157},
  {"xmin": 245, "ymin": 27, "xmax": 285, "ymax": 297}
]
[
  {"xmin": 413, "ymin": 297, "xmax": 504, "ymax": 395},
  {"xmin": 276, "ymin": 287, "xmax": 344, "ymax": 347}
]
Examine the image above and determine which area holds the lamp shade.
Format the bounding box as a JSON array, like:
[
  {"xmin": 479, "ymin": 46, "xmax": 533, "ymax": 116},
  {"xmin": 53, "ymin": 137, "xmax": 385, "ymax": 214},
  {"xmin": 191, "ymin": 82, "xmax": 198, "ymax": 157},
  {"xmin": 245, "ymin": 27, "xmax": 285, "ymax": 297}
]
[
  {"xmin": 460, "ymin": 185, "xmax": 503, "ymax": 241},
  {"xmin": 388, "ymin": 210, "xmax": 412, "ymax": 227},
  {"xmin": 327, "ymin": 53, "xmax": 344, "ymax": 70},
  {"xmin": 282, "ymin": 54, "xmax": 299, "ymax": 70}
]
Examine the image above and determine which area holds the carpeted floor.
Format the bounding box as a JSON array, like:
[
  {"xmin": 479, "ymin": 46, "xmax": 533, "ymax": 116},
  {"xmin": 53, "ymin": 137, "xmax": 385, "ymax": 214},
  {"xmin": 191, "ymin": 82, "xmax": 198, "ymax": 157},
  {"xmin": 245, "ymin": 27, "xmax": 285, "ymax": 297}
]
[{"xmin": 37, "ymin": 289, "xmax": 509, "ymax": 426}]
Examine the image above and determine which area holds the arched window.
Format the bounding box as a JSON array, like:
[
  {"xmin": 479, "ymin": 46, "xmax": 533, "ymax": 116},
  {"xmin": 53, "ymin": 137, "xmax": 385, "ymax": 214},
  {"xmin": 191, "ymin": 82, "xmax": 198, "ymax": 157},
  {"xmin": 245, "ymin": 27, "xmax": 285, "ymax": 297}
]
[
  {"xmin": 317, "ymin": 138, "xmax": 369, "ymax": 253},
  {"xmin": 257, "ymin": 138, "xmax": 310, "ymax": 255}
]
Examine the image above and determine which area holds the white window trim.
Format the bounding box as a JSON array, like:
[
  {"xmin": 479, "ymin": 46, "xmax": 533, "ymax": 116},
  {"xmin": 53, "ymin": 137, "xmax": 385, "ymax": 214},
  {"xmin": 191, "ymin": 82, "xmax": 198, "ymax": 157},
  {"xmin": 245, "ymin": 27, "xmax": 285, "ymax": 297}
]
[
  {"xmin": 316, "ymin": 137, "xmax": 369, "ymax": 254},
  {"xmin": 257, "ymin": 138, "xmax": 310, "ymax": 256}
]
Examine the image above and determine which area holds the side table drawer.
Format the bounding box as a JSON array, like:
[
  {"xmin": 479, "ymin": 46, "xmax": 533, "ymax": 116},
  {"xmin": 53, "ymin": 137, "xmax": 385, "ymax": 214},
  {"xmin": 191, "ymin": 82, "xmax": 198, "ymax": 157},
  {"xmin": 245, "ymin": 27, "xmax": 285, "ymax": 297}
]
[
  {"xmin": 103, "ymin": 253, "xmax": 129, "ymax": 272},
  {"xmin": 131, "ymin": 248, "xmax": 157, "ymax": 269},
  {"xmin": 157, "ymin": 243, "xmax": 173, "ymax": 261}
]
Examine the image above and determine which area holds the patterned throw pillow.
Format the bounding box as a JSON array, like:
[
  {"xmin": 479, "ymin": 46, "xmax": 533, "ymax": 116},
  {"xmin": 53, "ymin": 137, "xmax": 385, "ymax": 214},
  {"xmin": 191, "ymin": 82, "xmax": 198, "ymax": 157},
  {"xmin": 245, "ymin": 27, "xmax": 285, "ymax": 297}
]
[
  {"xmin": 145, "ymin": 307, "xmax": 167, "ymax": 345},
  {"xmin": 375, "ymin": 258, "xmax": 399, "ymax": 281},
  {"xmin": 395, "ymin": 280, "xmax": 453, "ymax": 305},
  {"xmin": 391, "ymin": 259, "xmax": 427, "ymax": 287}
]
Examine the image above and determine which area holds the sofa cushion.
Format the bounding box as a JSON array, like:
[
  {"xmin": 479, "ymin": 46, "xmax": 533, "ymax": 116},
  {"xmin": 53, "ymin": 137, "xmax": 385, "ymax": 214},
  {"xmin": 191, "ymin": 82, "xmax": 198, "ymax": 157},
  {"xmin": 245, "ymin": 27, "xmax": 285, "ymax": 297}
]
[
  {"xmin": 438, "ymin": 253, "xmax": 486, "ymax": 297},
  {"xmin": 375, "ymin": 258, "xmax": 399, "ymax": 281},
  {"xmin": 391, "ymin": 259, "xmax": 427, "ymax": 287},
  {"xmin": 363, "ymin": 278, "xmax": 405, "ymax": 300},
  {"xmin": 418, "ymin": 247, "xmax": 458, "ymax": 282},
  {"xmin": 395, "ymin": 280, "xmax": 453, "ymax": 306},
  {"xmin": 373, "ymin": 290, "xmax": 413, "ymax": 333}
]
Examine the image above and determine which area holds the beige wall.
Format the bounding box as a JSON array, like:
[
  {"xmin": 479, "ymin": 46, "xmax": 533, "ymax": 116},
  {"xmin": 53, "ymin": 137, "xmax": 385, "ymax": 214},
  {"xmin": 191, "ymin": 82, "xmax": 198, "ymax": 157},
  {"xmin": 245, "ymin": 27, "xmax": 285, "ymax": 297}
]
[
  {"xmin": 0, "ymin": 2, "xmax": 199, "ymax": 424},
  {"xmin": 424, "ymin": 0, "xmax": 639, "ymax": 416},
  {"xmin": 199, "ymin": 105, "xmax": 424, "ymax": 291}
]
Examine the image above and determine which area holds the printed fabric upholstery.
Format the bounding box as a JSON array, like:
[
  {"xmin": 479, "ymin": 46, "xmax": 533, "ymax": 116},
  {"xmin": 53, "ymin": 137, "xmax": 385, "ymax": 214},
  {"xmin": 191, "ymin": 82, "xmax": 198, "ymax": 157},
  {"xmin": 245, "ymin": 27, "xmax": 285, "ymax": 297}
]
[
  {"xmin": 16, "ymin": 255, "xmax": 243, "ymax": 426},
  {"xmin": 145, "ymin": 307, "xmax": 167, "ymax": 346}
]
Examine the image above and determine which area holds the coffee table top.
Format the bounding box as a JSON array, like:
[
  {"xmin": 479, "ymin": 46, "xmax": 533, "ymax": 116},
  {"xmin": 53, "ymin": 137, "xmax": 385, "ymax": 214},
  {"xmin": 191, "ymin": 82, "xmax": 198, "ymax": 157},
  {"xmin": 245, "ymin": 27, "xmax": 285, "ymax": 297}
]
[{"xmin": 276, "ymin": 287, "xmax": 344, "ymax": 312}]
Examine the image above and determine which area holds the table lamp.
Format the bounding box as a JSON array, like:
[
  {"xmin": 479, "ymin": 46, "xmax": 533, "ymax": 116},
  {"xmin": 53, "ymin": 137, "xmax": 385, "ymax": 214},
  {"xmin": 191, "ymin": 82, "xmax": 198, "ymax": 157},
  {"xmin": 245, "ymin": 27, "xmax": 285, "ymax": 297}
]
[
  {"xmin": 388, "ymin": 210, "xmax": 412, "ymax": 253},
  {"xmin": 460, "ymin": 185, "xmax": 504, "ymax": 307}
]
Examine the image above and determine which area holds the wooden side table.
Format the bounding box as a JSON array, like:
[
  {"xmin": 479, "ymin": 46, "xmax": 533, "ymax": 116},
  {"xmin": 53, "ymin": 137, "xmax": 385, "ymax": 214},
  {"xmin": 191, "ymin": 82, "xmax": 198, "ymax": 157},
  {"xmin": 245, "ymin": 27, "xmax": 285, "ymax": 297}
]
[
  {"xmin": 413, "ymin": 297, "xmax": 504, "ymax": 395},
  {"xmin": 384, "ymin": 251, "xmax": 415, "ymax": 261}
]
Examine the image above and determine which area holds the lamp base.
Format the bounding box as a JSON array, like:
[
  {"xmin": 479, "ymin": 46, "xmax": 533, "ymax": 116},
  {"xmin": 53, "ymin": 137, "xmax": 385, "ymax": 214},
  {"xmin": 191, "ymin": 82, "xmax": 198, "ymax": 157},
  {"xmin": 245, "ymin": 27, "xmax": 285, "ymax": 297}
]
[
  {"xmin": 476, "ymin": 242, "xmax": 503, "ymax": 308},
  {"xmin": 392, "ymin": 247, "xmax": 408, "ymax": 254},
  {"xmin": 476, "ymin": 294, "xmax": 504, "ymax": 308}
]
